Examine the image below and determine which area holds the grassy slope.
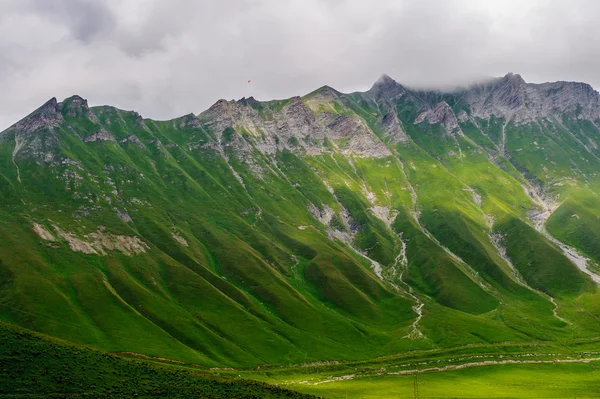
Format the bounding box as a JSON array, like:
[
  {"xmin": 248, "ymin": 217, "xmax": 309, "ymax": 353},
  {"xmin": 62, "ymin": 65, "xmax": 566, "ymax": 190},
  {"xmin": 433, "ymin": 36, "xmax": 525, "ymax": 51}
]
[
  {"xmin": 0, "ymin": 321, "xmax": 315, "ymax": 399},
  {"xmin": 0, "ymin": 85, "xmax": 599, "ymax": 374}
]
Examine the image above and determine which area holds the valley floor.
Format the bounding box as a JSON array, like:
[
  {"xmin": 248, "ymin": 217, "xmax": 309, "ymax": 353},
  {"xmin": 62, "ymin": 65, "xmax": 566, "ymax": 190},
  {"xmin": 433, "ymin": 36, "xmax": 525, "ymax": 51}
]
[
  {"xmin": 4, "ymin": 317, "xmax": 600, "ymax": 398},
  {"xmin": 284, "ymin": 361, "xmax": 600, "ymax": 399},
  {"xmin": 196, "ymin": 339, "xmax": 600, "ymax": 398}
]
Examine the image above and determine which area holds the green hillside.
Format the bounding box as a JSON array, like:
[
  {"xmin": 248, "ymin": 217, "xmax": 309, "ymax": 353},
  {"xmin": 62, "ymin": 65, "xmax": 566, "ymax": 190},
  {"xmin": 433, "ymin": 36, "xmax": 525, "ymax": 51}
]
[
  {"xmin": 1, "ymin": 73, "xmax": 600, "ymax": 387},
  {"xmin": 0, "ymin": 321, "xmax": 315, "ymax": 398}
]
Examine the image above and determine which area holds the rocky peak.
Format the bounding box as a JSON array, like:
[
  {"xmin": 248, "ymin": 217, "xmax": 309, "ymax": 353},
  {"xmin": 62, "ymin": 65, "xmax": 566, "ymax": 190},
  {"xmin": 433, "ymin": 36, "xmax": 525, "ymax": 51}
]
[
  {"xmin": 533, "ymin": 81, "xmax": 600, "ymax": 119},
  {"xmin": 199, "ymin": 99, "xmax": 239, "ymax": 138},
  {"xmin": 59, "ymin": 95, "xmax": 100, "ymax": 123},
  {"xmin": 367, "ymin": 73, "xmax": 405, "ymax": 101},
  {"xmin": 462, "ymin": 73, "xmax": 529, "ymax": 121},
  {"xmin": 315, "ymin": 85, "xmax": 341, "ymax": 99},
  {"xmin": 179, "ymin": 113, "xmax": 203, "ymax": 129},
  {"xmin": 463, "ymin": 73, "xmax": 600, "ymax": 122},
  {"xmin": 381, "ymin": 110, "xmax": 409, "ymax": 143},
  {"xmin": 495, "ymin": 73, "xmax": 528, "ymax": 110},
  {"xmin": 236, "ymin": 96, "xmax": 260, "ymax": 107},
  {"xmin": 4, "ymin": 97, "xmax": 64, "ymax": 135},
  {"xmin": 60, "ymin": 95, "xmax": 88, "ymax": 112},
  {"xmin": 503, "ymin": 72, "xmax": 526, "ymax": 85}
]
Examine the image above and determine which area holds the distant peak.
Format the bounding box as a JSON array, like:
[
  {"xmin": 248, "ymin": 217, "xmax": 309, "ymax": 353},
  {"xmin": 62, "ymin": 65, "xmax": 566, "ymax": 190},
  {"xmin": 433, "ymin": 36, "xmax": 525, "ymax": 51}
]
[
  {"xmin": 61, "ymin": 95, "xmax": 89, "ymax": 110},
  {"xmin": 316, "ymin": 85, "xmax": 340, "ymax": 96},
  {"xmin": 503, "ymin": 72, "xmax": 526, "ymax": 84},
  {"xmin": 6, "ymin": 97, "xmax": 63, "ymax": 133},
  {"xmin": 236, "ymin": 96, "xmax": 258, "ymax": 105},
  {"xmin": 367, "ymin": 73, "xmax": 404, "ymax": 100},
  {"xmin": 374, "ymin": 74, "xmax": 396, "ymax": 85},
  {"xmin": 33, "ymin": 97, "xmax": 61, "ymax": 117},
  {"xmin": 64, "ymin": 94, "xmax": 86, "ymax": 102},
  {"xmin": 58, "ymin": 95, "xmax": 99, "ymax": 122},
  {"xmin": 40, "ymin": 97, "xmax": 59, "ymax": 110}
]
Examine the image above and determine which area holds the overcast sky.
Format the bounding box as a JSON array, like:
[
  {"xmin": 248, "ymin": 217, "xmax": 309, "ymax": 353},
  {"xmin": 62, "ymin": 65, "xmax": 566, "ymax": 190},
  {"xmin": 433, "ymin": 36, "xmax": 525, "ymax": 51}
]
[{"xmin": 1, "ymin": 0, "xmax": 600, "ymax": 130}]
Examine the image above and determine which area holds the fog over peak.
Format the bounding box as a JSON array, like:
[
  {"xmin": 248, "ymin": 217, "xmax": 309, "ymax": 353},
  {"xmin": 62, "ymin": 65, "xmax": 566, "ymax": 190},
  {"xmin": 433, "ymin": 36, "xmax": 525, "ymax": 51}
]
[{"xmin": 2, "ymin": 0, "xmax": 600, "ymax": 129}]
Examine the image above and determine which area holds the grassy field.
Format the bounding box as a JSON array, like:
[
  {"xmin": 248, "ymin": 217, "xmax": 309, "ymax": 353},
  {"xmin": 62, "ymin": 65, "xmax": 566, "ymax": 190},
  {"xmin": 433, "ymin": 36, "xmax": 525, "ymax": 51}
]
[{"xmin": 284, "ymin": 362, "xmax": 600, "ymax": 398}]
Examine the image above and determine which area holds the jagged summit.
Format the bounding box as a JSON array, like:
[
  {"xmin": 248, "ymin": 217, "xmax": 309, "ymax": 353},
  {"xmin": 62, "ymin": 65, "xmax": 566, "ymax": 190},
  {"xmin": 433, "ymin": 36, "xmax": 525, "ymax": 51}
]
[
  {"xmin": 374, "ymin": 73, "xmax": 397, "ymax": 86},
  {"xmin": 8, "ymin": 73, "xmax": 600, "ymax": 134},
  {"xmin": 503, "ymin": 72, "xmax": 525, "ymax": 83},
  {"xmin": 366, "ymin": 73, "xmax": 405, "ymax": 100},
  {"xmin": 2, "ymin": 97, "xmax": 63, "ymax": 135},
  {"xmin": 305, "ymin": 85, "xmax": 343, "ymax": 100},
  {"xmin": 460, "ymin": 72, "xmax": 600, "ymax": 121}
]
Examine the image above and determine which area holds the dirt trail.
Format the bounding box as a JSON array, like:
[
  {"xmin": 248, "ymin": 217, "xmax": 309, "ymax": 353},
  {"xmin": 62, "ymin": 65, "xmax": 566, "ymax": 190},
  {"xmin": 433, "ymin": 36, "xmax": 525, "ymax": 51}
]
[
  {"xmin": 291, "ymin": 356, "xmax": 600, "ymax": 386},
  {"xmin": 389, "ymin": 356, "xmax": 600, "ymax": 376}
]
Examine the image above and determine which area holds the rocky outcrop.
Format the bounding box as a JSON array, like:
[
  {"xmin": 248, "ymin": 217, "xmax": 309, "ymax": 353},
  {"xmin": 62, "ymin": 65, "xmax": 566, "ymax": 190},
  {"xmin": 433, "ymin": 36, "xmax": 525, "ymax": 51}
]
[
  {"xmin": 83, "ymin": 129, "xmax": 116, "ymax": 142},
  {"xmin": 415, "ymin": 101, "xmax": 463, "ymax": 136},
  {"xmin": 9, "ymin": 98, "xmax": 64, "ymax": 135},
  {"xmin": 59, "ymin": 95, "xmax": 99, "ymax": 123},
  {"xmin": 119, "ymin": 134, "xmax": 145, "ymax": 149},
  {"xmin": 0, "ymin": 98, "xmax": 65, "ymax": 166},
  {"xmin": 381, "ymin": 111, "xmax": 410, "ymax": 143},
  {"xmin": 366, "ymin": 74, "xmax": 406, "ymax": 102},
  {"xmin": 200, "ymin": 93, "xmax": 392, "ymax": 160},
  {"xmin": 462, "ymin": 73, "xmax": 600, "ymax": 123}
]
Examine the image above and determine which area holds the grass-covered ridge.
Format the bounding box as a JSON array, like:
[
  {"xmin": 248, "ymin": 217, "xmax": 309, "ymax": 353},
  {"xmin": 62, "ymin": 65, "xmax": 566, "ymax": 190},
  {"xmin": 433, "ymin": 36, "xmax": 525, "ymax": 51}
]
[
  {"xmin": 0, "ymin": 73, "xmax": 600, "ymax": 391},
  {"xmin": 0, "ymin": 321, "xmax": 315, "ymax": 398}
]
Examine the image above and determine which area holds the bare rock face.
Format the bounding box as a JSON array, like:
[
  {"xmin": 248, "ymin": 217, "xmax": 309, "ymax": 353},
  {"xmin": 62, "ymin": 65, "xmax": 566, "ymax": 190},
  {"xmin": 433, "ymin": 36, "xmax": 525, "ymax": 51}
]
[
  {"xmin": 200, "ymin": 92, "xmax": 393, "ymax": 163},
  {"xmin": 457, "ymin": 110, "xmax": 469, "ymax": 123},
  {"xmin": 308, "ymin": 203, "xmax": 334, "ymax": 226},
  {"xmin": 174, "ymin": 113, "xmax": 203, "ymax": 129},
  {"xmin": 119, "ymin": 134, "xmax": 145, "ymax": 149},
  {"xmin": 83, "ymin": 129, "xmax": 116, "ymax": 143},
  {"xmin": 14, "ymin": 98, "xmax": 64, "ymax": 134},
  {"xmin": 200, "ymin": 99, "xmax": 238, "ymax": 141},
  {"xmin": 381, "ymin": 111, "xmax": 410, "ymax": 144},
  {"xmin": 0, "ymin": 98, "xmax": 64, "ymax": 165},
  {"xmin": 366, "ymin": 74, "xmax": 406, "ymax": 102},
  {"xmin": 529, "ymin": 81, "xmax": 600, "ymax": 120},
  {"xmin": 462, "ymin": 73, "xmax": 600, "ymax": 123},
  {"xmin": 415, "ymin": 102, "xmax": 463, "ymax": 136},
  {"xmin": 463, "ymin": 73, "xmax": 527, "ymax": 121}
]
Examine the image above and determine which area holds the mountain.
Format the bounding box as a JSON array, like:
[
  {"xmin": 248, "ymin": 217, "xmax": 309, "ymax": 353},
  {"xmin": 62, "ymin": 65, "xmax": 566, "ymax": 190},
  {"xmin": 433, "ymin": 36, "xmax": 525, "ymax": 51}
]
[{"xmin": 1, "ymin": 73, "xmax": 600, "ymax": 368}]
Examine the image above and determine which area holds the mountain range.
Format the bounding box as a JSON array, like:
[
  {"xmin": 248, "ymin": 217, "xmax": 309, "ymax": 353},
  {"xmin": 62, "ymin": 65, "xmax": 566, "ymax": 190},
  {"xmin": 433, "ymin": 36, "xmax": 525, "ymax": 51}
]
[{"xmin": 1, "ymin": 72, "xmax": 600, "ymax": 368}]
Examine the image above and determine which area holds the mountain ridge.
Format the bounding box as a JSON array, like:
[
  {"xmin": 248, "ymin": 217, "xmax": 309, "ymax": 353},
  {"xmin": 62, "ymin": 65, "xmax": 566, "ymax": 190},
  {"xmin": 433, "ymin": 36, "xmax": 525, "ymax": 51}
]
[{"xmin": 1, "ymin": 72, "xmax": 600, "ymax": 368}]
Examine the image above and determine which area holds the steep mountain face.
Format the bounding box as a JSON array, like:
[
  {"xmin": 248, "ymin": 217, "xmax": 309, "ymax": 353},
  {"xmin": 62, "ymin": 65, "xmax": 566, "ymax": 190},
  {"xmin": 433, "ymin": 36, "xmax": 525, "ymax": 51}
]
[{"xmin": 1, "ymin": 73, "xmax": 600, "ymax": 367}]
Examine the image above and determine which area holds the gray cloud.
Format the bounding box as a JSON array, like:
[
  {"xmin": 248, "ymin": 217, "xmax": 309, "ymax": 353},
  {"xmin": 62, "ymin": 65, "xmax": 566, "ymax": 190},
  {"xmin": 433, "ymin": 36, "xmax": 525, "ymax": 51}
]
[
  {"xmin": 1, "ymin": 0, "xmax": 600, "ymax": 130},
  {"xmin": 25, "ymin": 0, "xmax": 116, "ymax": 42}
]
